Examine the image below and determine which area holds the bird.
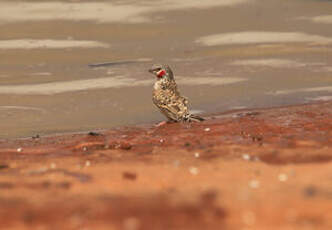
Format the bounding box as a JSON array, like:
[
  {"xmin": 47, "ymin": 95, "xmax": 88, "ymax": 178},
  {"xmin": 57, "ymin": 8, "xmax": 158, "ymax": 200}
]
[{"xmin": 148, "ymin": 64, "xmax": 204, "ymax": 125}]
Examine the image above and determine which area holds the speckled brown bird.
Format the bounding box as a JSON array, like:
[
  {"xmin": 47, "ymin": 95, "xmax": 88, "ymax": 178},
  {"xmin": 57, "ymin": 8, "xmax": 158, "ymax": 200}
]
[{"xmin": 148, "ymin": 64, "xmax": 204, "ymax": 124}]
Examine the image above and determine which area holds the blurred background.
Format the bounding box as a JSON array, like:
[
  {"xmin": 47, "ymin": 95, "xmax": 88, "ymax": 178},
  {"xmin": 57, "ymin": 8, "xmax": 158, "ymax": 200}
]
[{"xmin": 0, "ymin": 0, "xmax": 331, "ymax": 138}]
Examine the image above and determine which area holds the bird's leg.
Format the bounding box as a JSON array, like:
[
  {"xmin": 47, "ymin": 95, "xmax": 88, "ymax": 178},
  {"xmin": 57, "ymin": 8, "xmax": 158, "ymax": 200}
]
[
  {"xmin": 155, "ymin": 121, "xmax": 167, "ymax": 127},
  {"xmin": 155, "ymin": 120, "xmax": 176, "ymax": 127}
]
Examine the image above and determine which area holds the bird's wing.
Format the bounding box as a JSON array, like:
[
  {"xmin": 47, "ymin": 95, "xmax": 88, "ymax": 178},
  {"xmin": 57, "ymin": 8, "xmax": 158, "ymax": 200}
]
[
  {"xmin": 157, "ymin": 103, "xmax": 181, "ymax": 121},
  {"xmin": 161, "ymin": 94, "xmax": 189, "ymax": 120},
  {"xmin": 153, "ymin": 79, "xmax": 189, "ymax": 121}
]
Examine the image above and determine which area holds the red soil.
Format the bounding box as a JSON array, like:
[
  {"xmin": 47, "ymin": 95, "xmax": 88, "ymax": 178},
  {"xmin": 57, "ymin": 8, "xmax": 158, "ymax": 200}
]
[{"xmin": 0, "ymin": 101, "xmax": 332, "ymax": 230}]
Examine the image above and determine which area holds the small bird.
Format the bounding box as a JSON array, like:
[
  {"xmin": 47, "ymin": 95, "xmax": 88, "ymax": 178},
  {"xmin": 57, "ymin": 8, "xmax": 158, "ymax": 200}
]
[{"xmin": 148, "ymin": 64, "xmax": 204, "ymax": 124}]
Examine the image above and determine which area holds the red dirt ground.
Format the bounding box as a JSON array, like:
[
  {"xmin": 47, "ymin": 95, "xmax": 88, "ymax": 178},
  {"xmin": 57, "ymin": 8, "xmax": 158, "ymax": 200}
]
[{"xmin": 0, "ymin": 101, "xmax": 332, "ymax": 230}]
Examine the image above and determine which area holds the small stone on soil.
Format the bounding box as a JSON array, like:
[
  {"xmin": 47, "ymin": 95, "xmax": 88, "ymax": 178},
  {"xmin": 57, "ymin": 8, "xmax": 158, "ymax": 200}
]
[
  {"xmin": 17, "ymin": 147, "xmax": 23, "ymax": 153},
  {"xmin": 122, "ymin": 172, "xmax": 137, "ymax": 180},
  {"xmin": 32, "ymin": 134, "xmax": 40, "ymax": 139},
  {"xmin": 184, "ymin": 142, "xmax": 191, "ymax": 147},
  {"xmin": 249, "ymin": 180, "xmax": 260, "ymax": 189},
  {"xmin": 303, "ymin": 186, "xmax": 317, "ymax": 197},
  {"xmin": 50, "ymin": 163, "xmax": 57, "ymax": 169},
  {"xmin": 88, "ymin": 131, "xmax": 101, "ymax": 136},
  {"xmin": 204, "ymin": 128, "xmax": 211, "ymax": 132},
  {"xmin": 119, "ymin": 142, "xmax": 132, "ymax": 150},
  {"xmin": 0, "ymin": 164, "xmax": 9, "ymax": 170},
  {"xmin": 278, "ymin": 173, "xmax": 288, "ymax": 182},
  {"xmin": 189, "ymin": 167, "xmax": 199, "ymax": 175},
  {"xmin": 242, "ymin": 154, "xmax": 251, "ymax": 161},
  {"xmin": 194, "ymin": 152, "xmax": 200, "ymax": 158},
  {"xmin": 85, "ymin": 160, "xmax": 91, "ymax": 167}
]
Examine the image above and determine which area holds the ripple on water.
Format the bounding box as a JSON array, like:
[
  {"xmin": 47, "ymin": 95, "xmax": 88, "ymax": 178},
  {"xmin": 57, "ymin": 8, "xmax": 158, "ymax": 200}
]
[
  {"xmin": 0, "ymin": 0, "xmax": 250, "ymax": 24},
  {"xmin": 0, "ymin": 39, "xmax": 109, "ymax": 49},
  {"xmin": 230, "ymin": 59, "xmax": 307, "ymax": 68},
  {"xmin": 0, "ymin": 76, "xmax": 247, "ymax": 95},
  {"xmin": 311, "ymin": 15, "xmax": 332, "ymax": 24},
  {"xmin": 195, "ymin": 31, "xmax": 332, "ymax": 46},
  {"xmin": 0, "ymin": 106, "xmax": 46, "ymax": 112},
  {"xmin": 268, "ymin": 86, "xmax": 332, "ymax": 95},
  {"xmin": 27, "ymin": 72, "xmax": 53, "ymax": 76},
  {"xmin": 306, "ymin": 95, "xmax": 332, "ymax": 102}
]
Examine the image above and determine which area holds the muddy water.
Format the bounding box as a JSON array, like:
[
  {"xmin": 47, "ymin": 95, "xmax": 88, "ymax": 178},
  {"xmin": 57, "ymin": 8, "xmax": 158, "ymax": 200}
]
[{"xmin": 0, "ymin": 0, "xmax": 332, "ymax": 138}]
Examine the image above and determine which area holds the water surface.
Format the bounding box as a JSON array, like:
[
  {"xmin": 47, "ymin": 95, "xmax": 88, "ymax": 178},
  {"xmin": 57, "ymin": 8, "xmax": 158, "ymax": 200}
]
[{"xmin": 0, "ymin": 0, "xmax": 332, "ymax": 138}]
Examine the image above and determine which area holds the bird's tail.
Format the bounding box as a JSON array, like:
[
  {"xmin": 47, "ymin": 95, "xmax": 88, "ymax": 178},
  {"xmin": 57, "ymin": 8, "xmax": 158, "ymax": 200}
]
[{"xmin": 187, "ymin": 113, "xmax": 205, "ymax": 122}]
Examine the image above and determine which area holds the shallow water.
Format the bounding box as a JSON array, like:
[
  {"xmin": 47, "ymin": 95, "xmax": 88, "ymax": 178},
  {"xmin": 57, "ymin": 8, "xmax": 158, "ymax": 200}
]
[{"xmin": 0, "ymin": 0, "xmax": 332, "ymax": 138}]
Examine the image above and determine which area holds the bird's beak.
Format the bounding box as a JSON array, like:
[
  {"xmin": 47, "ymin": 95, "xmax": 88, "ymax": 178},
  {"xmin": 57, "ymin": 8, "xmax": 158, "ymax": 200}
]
[{"xmin": 148, "ymin": 68, "xmax": 154, "ymax": 74}]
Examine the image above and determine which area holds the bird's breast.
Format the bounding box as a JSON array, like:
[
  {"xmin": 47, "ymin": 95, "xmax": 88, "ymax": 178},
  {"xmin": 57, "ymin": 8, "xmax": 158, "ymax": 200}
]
[{"xmin": 153, "ymin": 82, "xmax": 161, "ymax": 90}]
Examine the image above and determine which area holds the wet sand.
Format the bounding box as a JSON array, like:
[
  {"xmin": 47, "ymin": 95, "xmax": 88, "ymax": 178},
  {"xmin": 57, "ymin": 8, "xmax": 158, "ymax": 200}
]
[{"xmin": 0, "ymin": 101, "xmax": 331, "ymax": 229}]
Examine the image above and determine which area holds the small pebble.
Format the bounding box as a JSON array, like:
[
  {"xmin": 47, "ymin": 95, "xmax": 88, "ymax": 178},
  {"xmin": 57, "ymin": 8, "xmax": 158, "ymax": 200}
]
[
  {"xmin": 88, "ymin": 131, "xmax": 101, "ymax": 136},
  {"xmin": 278, "ymin": 173, "xmax": 288, "ymax": 182},
  {"xmin": 249, "ymin": 180, "xmax": 260, "ymax": 189},
  {"xmin": 0, "ymin": 164, "xmax": 9, "ymax": 170},
  {"xmin": 204, "ymin": 128, "xmax": 211, "ymax": 132},
  {"xmin": 242, "ymin": 154, "xmax": 251, "ymax": 161},
  {"xmin": 17, "ymin": 147, "xmax": 23, "ymax": 153},
  {"xmin": 122, "ymin": 172, "xmax": 137, "ymax": 181},
  {"xmin": 160, "ymin": 139, "xmax": 164, "ymax": 143},
  {"xmin": 119, "ymin": 142, "xmax": 132, "ymax": 150},
  {"xmin": 184, "ymin": 142, "xmax": 191, "ymax": 147},
  {"xmin": 82, "ymin": 146, "xmax": 88, "ymax": 151},
  {"xmin": 189, "ymin": 167, "xmax": 199, "ymax": 175},
  {"xmin": 50, "ymin": 163, "xmax": 57, "ymax": 169},
  {"xmin": 32, "ymin": 134, "xmax": 40, "ymax": 139},
  {"xmin": 303, "ymin": 185, "xmax": 317, "ymax": 197},
  {"xmin": 194, "ymin": 152, "xmax": 200, "ymax": 158},
  {"xmin": 85, "ymin": 160, "xmax": 91, "ymax": 167}
]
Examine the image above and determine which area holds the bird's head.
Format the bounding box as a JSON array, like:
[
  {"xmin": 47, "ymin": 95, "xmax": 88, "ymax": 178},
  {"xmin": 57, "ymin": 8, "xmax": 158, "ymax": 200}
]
[{"xmin": 148, "ymin": 64, "xmax": 174, "ymax": 80}]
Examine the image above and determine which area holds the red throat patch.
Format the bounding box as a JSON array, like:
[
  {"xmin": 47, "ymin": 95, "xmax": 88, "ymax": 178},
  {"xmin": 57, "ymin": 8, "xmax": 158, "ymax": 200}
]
[{"xmin": 157, "ymin": 69, "xmax": 166, "ymax": 78}]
